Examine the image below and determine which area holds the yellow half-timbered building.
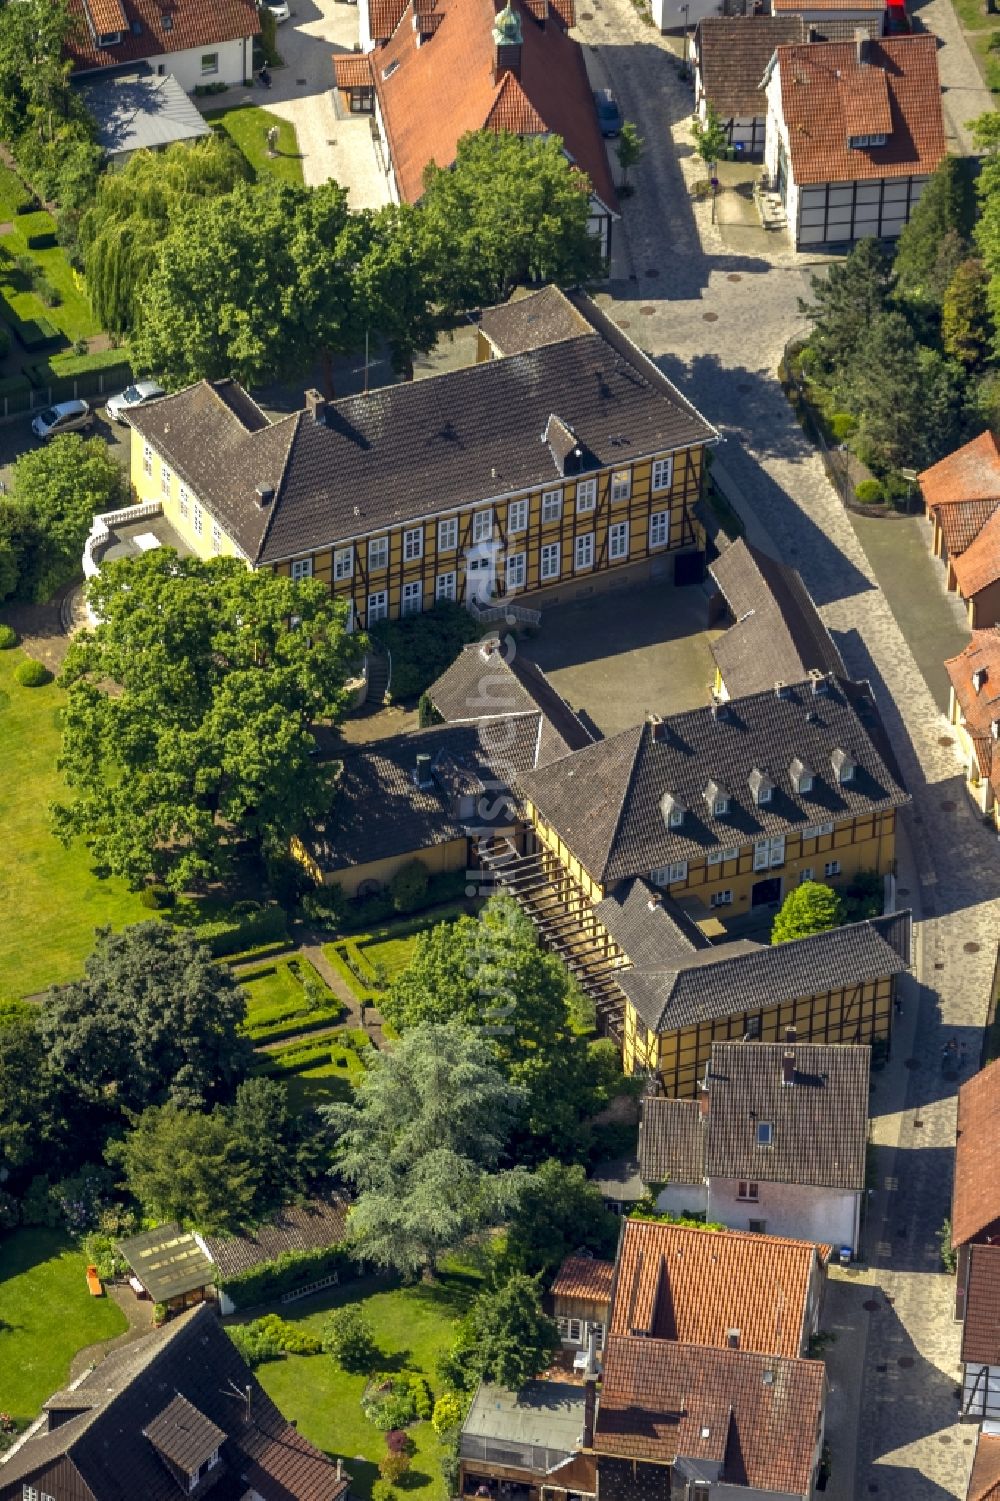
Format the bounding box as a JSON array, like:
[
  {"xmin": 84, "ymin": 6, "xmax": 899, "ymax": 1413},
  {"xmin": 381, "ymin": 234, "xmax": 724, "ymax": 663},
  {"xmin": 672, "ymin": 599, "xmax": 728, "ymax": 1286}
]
[{"xmin": 122, "ymin": 287, "xmax": 717, "ymax": 629}]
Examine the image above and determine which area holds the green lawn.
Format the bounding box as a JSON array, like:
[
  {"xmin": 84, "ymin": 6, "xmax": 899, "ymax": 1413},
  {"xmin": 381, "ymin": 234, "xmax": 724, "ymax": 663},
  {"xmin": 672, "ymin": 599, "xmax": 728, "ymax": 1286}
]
[
  {"xmin": 0, "ymin": 164, "xmax": 102, "ymax": 348},
  {"xmin": 259, "ymin": 1028, "xmax": 371, "ymax": 1112},
  {"xmin": 205, "ymin": 106, "xmax": 304, "ymax": 184},
  {"xmin": 324, "ymin": 905, "xmax": 470, "ymax": 1007},
  {"xmin": 253, "ymin": 1269, "xmax": 481, "ymax": 1500},
  {"xmin": 239, "ymin": 956, "xmax": 343, "ymax": 1043},
  {"xmin": 0, "ymin": 1229, "xmax": 128, "ymax": 1423},
  {"xmin": 0, "ymin": 647, "xmax": 149, "ymax": 1001}
]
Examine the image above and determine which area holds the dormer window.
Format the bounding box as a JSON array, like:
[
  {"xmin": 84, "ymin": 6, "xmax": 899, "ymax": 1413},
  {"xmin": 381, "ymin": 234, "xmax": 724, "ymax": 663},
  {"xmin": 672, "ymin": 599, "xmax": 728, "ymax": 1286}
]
[
  {"xmin": 974, "ymin": 667, "xmax": 989, "ymax": 694},
  {"xmin": 849, "ymin": 132, "xmax": 887, "ymax": 148},
  {"xmin": 831, "ymin": 747, "xmax": 855, "ymax": 785},
  {"xmin": 703, "ymin": 779, "xmax": 729, "ymax": 818},
  {"xmin": 661, "ymin": 791, "xmax": 685, "ymax": 828},
  {"xmin": 789, "ymin": 757, "xmax": 814, "ymax": 795},
  {"xmin": 98, "ymin": 29, "xmax": 123, "ymax": 44},
  {"xmin": 749, "ymin": 767, "xmax": 773, "ymax": 806}
]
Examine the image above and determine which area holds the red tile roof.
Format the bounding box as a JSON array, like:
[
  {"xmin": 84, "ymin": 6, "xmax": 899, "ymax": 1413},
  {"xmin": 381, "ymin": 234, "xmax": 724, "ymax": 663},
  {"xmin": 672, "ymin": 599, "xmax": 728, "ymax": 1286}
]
[
  {"xmin": 66, "ymin": 0, "xmax": 259, "ymax": 73},
  {"xmin": 595, "ymin": 1335, "xmax": 825, "ymax": 1498},
  {"xmin": 550, "ymin": 1256, "xmax": 616, "ymax": 1304},
  {"xmin": 370, "ymin": 0, "xmax": 618, "ymax": 211},
  {"xmin": 773, "ymin": 35, "xmax": 945, "ymax": 186},
  {"xmin": 334, "ymin": 53, "xmax": 376, "ymax": 88},
  {"xmin": 773, "ymin": 0, "xmax": 884, "ymax": 8},
  {"xmin": 921, "ymin": 431, "xmax": 1000, "ymax": 508},
  {"xmin": 370, "ymin": 0, "xmax": 409, "ymax": 39},
  {"xmin": 945, "ymin": 628, "xmax": 1000, "ymax": 743},
  {"xmin": 952, "ymin": 507, "xmax": 1000, "ymax": 600},
  {"xmin": 937, "ymin": 499, "xmax": 1000, "ymax": 558},
  {"xmin": 953, "ymin": 1059, "xmax": 1000, "ymax": 1247},
  {"xmin": 609, "ymin": 1218, "xmax": 828, "ymax": 1359},
  {"xmin": 969, "ymin": 1432, "xmax": 1000, "ymax": 1501}
]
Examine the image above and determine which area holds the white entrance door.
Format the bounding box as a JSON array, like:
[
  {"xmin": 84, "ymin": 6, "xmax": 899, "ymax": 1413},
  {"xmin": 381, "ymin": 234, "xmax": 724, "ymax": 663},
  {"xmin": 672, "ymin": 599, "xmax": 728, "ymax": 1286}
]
[{"xmin": 465, "ymin": 547, "xmax": 495, "ymax": 605}]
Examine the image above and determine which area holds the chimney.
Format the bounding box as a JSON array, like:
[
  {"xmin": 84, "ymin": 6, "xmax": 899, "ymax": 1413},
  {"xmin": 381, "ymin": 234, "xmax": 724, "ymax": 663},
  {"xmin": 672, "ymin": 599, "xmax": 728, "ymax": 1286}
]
[
  {"xmin": 854, "ymin": 25, "xmax": 867, "ymax": 64},
  {"xmin": 781, "ymin": 1049, "xmax": 796, "ymax": 1087},
  {"xmin": 336, "ymin": 1459, "xmax": 344, "ymax": 1482},
  {"xmin": 774, "ymin": 681, "xmax": 789, "ymax": 699},
  {"xmin": 974, "ymin": 667, "xmax": 988, "ymax": 694},
  {"xmin": 255, "ymin": 483, "xmax": 274, "ymax": 509},
  {"xmin": 809, "ymin": 668, "xmax": 829, "ymax": 696},
  {"xmin": 647, "ymin": 891, "xmax": 663, "ymax": 911},
  {"xmin": 585, "ymin": 1325, "xmax": 598, "ymax": 1378},
  {"xmin": 647, "ymin": 712, "xmax": 665, "ymax": 741},
  {"xmin": 698, "ymin": 1082, "xmax": 710, "ymax": 1119},
  {"xmin": 582, "ymin": 1374, "xmax": 597, "ymax": 1449},
  {"xmin": 711, "ymin": 701, "xmax": 728, "ymax": 722},
  {"xmin": 414, "ymin": 752, "xmax": 433, "ymax": 788},
  {"xmin": 304, "ymin": 388, "xmax": 328, "ymax": 424}
]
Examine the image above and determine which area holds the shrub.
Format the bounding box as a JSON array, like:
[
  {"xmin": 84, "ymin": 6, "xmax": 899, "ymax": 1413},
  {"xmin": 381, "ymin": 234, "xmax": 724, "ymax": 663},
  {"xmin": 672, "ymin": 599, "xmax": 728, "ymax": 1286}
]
[
  {"xmin": 15, "ymin": 658, "xmax": 52, "ymax": 687},
  {"xmin": 177, "ymin": 903, "xmax": 288, "ymax": 958},
  {"xmin": 379, "ymin": 1452, "xmax": 411, "ymax": 1484},
  {"xmin": 25, "ymin": 231, "xmax": 57, "ymax": 251},
  {"xmin": 854, "ymin": 479, "xmax": 884, "ymax": 505},
  {"xmin": 82, "ymin": 1231, "xmax": 128, "ymax": 1281},
  {"xmin": 432, "ymin": 1391, "xmax": 468, "ymax": 1436},
  {"xmin": 14, "ymin": 199, "xmax": 39, "ymax": 216},
  {"xmin": 417, "ymin": 691, "xmax": 443, "ymax": 728},
  {"xmin": 0, "ymin": 625, "xmax": 18, "ymax": 649},
  {"xmin": 841, "ymin": 869, "xmax": 883, "ymax": 923},
  {"xmin": 390, "ymin": 858, "xmax": 430, "ymax": 914},
  {"xmin": 140, "ymin": 882, "xmax": 174, "ymax": 910},
  {"xmin": 228, "ymin": 1313, "xmax": 322, "ymax": 1367},
  {"xmin": 371, "ymin": 602, "xmax": 481, "ymax": 701},
  {"xmin": 371, "ymin": 1484, "xmax": 399, "ymax": 1501},
  {"xmin": 35, "ymin": 277, "xmax": 60, "ymax": 308},
  {"xmin": 233, "ymin": 898, "xmax": 262, "ymax": 916},
  {"xmin": 218, "ymin": 1245, "xmax": 352, "ymax": 1311},
  {"xmin": 362, "ymin": 1377, "xmax": 418, "ymax": 1431},
  {"xmin": 938, "ymin": 1217, "xmax": 957, "ymax": 1274},
  {"xmin": 408, "ymin": 1374, "xmax": 434, "ymax": 1420},
  {"xmin": 323, "ymin": 1306, "xmax": 380, "ymax": 1373},
  {"xmin": 829, "ymin": 412, "xmax": 857, "ymax": 442}
]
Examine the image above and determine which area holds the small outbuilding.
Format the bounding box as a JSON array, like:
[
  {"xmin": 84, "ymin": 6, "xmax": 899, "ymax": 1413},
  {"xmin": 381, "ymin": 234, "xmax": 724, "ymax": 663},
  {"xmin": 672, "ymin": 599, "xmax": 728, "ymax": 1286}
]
[
  {"xmin": 116, "ymin": 1223, "xmax": 217, "ymax": 1312},
  {"xmin": 78, "ymin": 65, "xmax": 211, "ymax": 165}
]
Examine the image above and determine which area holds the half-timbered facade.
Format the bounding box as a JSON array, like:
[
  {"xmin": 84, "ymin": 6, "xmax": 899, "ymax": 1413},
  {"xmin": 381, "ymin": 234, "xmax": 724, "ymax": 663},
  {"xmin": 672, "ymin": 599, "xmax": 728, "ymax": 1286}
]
[{"xmin": 122, "ymin": 289, "xmax": 716, "ymax": 628}]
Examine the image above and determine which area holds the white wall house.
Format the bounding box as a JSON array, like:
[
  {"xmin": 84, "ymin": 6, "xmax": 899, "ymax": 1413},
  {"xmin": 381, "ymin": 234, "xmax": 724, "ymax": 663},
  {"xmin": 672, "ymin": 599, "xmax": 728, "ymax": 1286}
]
[
  {"xmin": 762, "ymin": 33, "xmax": 944, "ymax": 249},
  {"xmin": 66, "ymin": 0, "xmax": 259, "ymax": 93},
  {"xmin": 708, "ymin": 1175, "xmax": 861, "ymax": 1249}
]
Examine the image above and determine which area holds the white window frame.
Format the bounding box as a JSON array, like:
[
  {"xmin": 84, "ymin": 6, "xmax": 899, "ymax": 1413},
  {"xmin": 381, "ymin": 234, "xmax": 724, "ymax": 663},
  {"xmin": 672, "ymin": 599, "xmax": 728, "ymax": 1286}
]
[
  {"xmin": 713, "ymin": 795, "xmax": 729, "ymax": 817},
  {"xmin": 160, "ymin": 463, "xmax": 172, "ymax": 498},
  {"xmin": 368, "ymin": 536, "xmax": 389, "ymax": 571},
  {"xmin": 757, "ymin": 1122, "xmax": 773, "ymax": 1147},
  {"xmin": 435, "ymin": 571, "xmax": 456, "ymax": 601},
  {"xmin": 738, "ymin": 1181, "xmax": 760, "ymax": 1201},
  {"xmin": 574, "ymin": 532, "xmax": 594, "ymax": 571},
  {"xmin": 178, "ymin": 485, "xmax": 189, "ymax": 519},
  {"xmin": 825, "ymin": 859, "xmax": 841, "ymax": 877},
  {"xmin": 798, "ymin": 773, "xmax": 814, "ymax": 795},
  {"xmin": 753, "ymin": 840, "xmax": 769, "ymax": 872},
  {"xmin": 541, "ymin": 488, "xmax": 563, "ymax": 523},
  {"xmin": 438, "ymin": 517, "xmax": 458, "ymax": 552},
  {"xmin": 507, "ymin": 499, "xmax": 528, "ymax": 534},
  {"xmin": 799, "ymin": 867, "xmax": 815, "ymax": 884},
  {"xmin": 611, "ymin": 469, "xmax": 632, "ymax": 502},
  {"xmin": 609, "ymin": 521, "xmax": 629, "ymax": 561},
  {"xmin": 723, "ymin": 846, "xmax": 739, "ymax": 862},
  {"xmin": 334, "ymin": 546, "xmax": 353, "ymax": 581},
  {"xmin": 540, "ymin": 542, "xmax": 560, "ymax": 581},
  {"xmin": 143, "ymin": 443, "xmax": 153, "ymax": 477},
  {"xmin": 200, "ymin": 51, "xmax": 219, "ymax": 74},
  {"xmin": 668, "ymin": 861, "xmax": 688, "ymax": 884},
  {"xmin": 757, "ymin": 783, "xmax": 772, "ymax": 806},
  {"xmin": 769, "ymin": 835, "xmax": 785, "ymax": 868},
  {"xmin": 367, "ymin": 590, "xmax": 388, "ymax": 623},
  {"xmin": 576, "ymin": 477, "xmax": 597, "ymax": 513},
  {"xmin": 472, "ymin": 508, "xmax": 493, "ymax": 543},
  {"xmin": 290, "ymin": 558, "xmax": 313, "ymax": 582},
  {"xmin": 506, "ymin": 552, "xmax": 526, "ymax": 591},
  {"xmin": 649, "ymin": 509, "xmax": 670, "ymax": 548},
  {"xmin": 668, "ymin": 806, "xmax": 684, "ymax": 828},
  {"xmin": 401, "ymin": 579, "xmax": 423, "ymax": 616},
  {"xmin": 403, "ymin": 526, "xmax": 423, "ymax": 561},
  {"xmin": 211, "ymin": 521, "xmax": 221, "ymax": 555},
  {"xmin": 651, "ymin": 456, "xmax": 674, "ymax": 493},
  {"xmin": 710, "ymin": 889, "xmax": 733, "ymax": 907},
  {"xmin": 192, "ymin": 501, "xmax": 202, "ymax": 537},
  {"xmin": 707, "ymin": 849, "xmax": 723, "ymax": 866}
]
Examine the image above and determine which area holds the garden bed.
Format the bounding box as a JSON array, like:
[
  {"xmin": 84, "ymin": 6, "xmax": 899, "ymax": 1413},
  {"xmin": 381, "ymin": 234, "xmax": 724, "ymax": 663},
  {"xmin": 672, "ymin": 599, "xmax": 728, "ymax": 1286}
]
[
  {"xmin": 238, "ymin": 955, "xmax": 344, "ymax": 1044},
  {"xmin": 0, "ymin": 164, "xmax": 102, "ymax": 354},
  {"xmin": 323, "ymin": 904, "xmax": 469, "ymax": 1006}
]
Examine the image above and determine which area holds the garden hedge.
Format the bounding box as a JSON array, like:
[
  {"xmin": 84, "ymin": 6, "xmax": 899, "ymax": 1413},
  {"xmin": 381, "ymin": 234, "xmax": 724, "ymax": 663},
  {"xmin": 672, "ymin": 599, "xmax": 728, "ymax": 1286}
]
[
  {"xmin": 0, "ymin": 373, "xmax": 31, "ymax": 401},
  {"xmin": 15, "ymin": 658, "xmax": 53, "ymax": 687},
  {"xmin": 174, "ymin": 902, "xmax": 288, "ymax": 958},
  {"xmin": 6, "ymin": 309, "xmax": 61, "ymax": 351},
  {"xmin": 218, "ymin": 1245, "xmax": 356, "ymax": 1310},
  {"xmin": 25, "ymin": 231, "xmax": 56, "ymax": 251},
  {"xmin": 0, "ymin": 625, "xmax": 17, "ymax": 649},
  {"xmin": 14, "ymin": 198, "xmax": 38, "ymax": 215}
]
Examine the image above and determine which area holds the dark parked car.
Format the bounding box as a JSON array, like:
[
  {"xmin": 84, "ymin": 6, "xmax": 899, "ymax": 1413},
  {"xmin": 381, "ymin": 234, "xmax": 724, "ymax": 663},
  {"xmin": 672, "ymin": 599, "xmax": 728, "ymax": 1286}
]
[{"xmin": 593, "ymin": 88, "xmax": 623, "ymax": 138}]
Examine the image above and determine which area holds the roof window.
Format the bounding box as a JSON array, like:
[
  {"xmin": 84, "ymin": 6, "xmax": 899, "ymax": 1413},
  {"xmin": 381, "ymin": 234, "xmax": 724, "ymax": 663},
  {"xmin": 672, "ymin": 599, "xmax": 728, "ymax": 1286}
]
[
  {"xmin": 757, "ymin": 1121, "xmax": 773, "ymax": 1147},
  {"xmin": 382, "ymin": 59, "xmax": 400, "ymax": 78},
  {"xmin": 849, "ymin": 132, "xmax": 887, "ymax": 149},
  {"xmin": 749, "ymin": 767, "xmax": 773, "ymax": 806},
  {"xmin": 831, "ymin": 747, "xmax": 855, "ymax": 784},
  {"xmin": 789, "ymin": 757, "xmax": 813, "ymax": 795}
]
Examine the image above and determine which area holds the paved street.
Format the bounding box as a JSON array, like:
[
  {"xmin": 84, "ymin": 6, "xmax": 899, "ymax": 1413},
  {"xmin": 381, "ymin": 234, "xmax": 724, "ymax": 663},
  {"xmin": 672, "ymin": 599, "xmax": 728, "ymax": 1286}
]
[{"xmin": 572, "ymin": 0, "xmax": 1000, "ymax": 1494}]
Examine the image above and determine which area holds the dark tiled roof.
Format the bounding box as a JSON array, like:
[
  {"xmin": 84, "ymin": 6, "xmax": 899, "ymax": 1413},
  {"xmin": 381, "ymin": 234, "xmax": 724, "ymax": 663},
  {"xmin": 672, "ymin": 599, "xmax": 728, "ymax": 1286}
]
[
  {"xmin": 203, "ymin": 1195, "xmax": 348, "ymax": 1280},
  {"xmin": 0, "ymin": 1304, "xmax": 347, "ymax": 1500},
  {"xmin": 608, "ymin": 1217, "xmax": 827, "ymax": 1357},
  {"xmin": 66, "ymin": 0, "xmax": 259, "ymax": 74},
  {"xmin": 478, "ymin": 286, "xmax": 593, "ymax": 356},
  {"xmin": 709, "ymin": 538, "xmax": 847, "ymax": 697},
  {"xmin": 143, "ymin": 1393, "xmax": 225, "ymax": 1474},
  {"xmin": 703, "ymin": 1041, "xmax": 870, "ymax": 1190},
  {"xmin": 694, "ymin": 16, "xmax": 806, "ymax": 118},
  {"xmin": 962, "ymin": 1244, "xmax": 1000, "ymax": 1365},
  {"xmin": 427, "ymin": 639, "xmax": 593, "ymax": 763},
  {"xmin": 300, "ymin": 716, "xmax": 539, "ymax": 873},
  {"xmin": 638, "ymin": 1095, "xmax": 705, "ymax": 1185},
  {"xmin": 595, "ymin": 1335, "xmax": 824, "ymax": 1498},
  {"xmin": 130, "ymin": 292, "xmax": 716, "ymax": 566},
  {"xmin": 520, "ymin": 680, "xmax": 910, "ymax": 885},
  {"xmin": 616, "ymin": 911, "xmax": 911, "ymax": 1033},
  {"xmin": 116, "ymin": 1223, "xmax": 216, "ymax": 1302},
  {"xmin": 772, "ymin": 35, "xmax": 946, "ymax": 187},
  {"xmin": 549, "ymin": 1255, "xmax": 616, "ymax": 1303},
  {"xmin": 594, "ymin": 879, "xmax": 710, "ymax": 970},
  {"xmin": 954, "ymin": 1060, "xmax": 1000, "ymax": 1247}
]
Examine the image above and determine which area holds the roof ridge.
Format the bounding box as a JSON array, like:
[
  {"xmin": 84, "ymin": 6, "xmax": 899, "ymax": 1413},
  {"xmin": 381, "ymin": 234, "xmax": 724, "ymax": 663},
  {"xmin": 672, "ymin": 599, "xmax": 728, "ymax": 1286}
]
[
  {"xmin": 252, "ymin": 410, "xmax": 304, "ymax": 564},
  {"xmin": 598, "ymin": 721, "xmax": 648, "ymax": 882}
]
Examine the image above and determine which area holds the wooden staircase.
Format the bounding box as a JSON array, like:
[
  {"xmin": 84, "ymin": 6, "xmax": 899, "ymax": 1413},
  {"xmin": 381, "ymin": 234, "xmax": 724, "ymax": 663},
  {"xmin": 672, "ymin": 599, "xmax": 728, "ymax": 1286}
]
[
  {"xmin": 479, "ymin": 837, "xmax": 626, "ymax": 1043},
  {"xmin": 364, "ymin": 650, "xmax": 389, "ymax": 706}
]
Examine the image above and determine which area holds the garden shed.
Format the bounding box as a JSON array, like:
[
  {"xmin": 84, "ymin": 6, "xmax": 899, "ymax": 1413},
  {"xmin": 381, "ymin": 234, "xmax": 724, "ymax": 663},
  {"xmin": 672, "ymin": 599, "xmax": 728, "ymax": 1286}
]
[{"xmin": 116, "ymin": 1223, "xmax": 217, "ymax": 1312}]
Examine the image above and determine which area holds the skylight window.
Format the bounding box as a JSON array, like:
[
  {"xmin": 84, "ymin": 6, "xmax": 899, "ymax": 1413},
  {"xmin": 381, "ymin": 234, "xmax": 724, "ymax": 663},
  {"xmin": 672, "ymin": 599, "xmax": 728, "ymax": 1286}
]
[{"xmin": 757, "ymin": 1122, "xmax": 773, "ymax": 1147}]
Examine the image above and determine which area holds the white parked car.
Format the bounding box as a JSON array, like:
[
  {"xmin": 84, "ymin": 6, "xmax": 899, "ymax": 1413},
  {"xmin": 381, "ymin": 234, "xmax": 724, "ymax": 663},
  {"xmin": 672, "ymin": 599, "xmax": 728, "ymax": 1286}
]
[
  {"xmin": 31, "ymin": 399, "xmax": 94, "ymax": 440},
  {"xmin": 106, "ymin": 380, "xmax": 166, "ymax": 425},
  {"xmin": 261, "ymin": 0, "xmax": 291, "ymax": 20}
]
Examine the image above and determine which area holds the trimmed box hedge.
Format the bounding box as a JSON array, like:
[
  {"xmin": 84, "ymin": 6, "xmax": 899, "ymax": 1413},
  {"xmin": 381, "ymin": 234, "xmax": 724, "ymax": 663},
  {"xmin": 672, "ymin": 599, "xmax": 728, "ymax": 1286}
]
[
  {"xmin": 218, "ymin": 1245, "xmax": 356, "ymax": 1311},
  {"xmin": 25, "ymin": 232, "xmax": 56, "ymax": 251},
  {"xmin": 180, "ymin": 902, "xmax": 289, "ymax": 958},
  {"xmin": 0, "ymin": 373, "xmax": 32, "ymax": 401},
  {"xmin": 26, "ymin": 353, "xmax": 132, "ymax": 401},
  {"xmin": 7, "ymin": 310, "xmax": 61, "ymax": 352},
  {"xmin": 14, "ymin": 198, "xmax": 38, "ymax": 216}
]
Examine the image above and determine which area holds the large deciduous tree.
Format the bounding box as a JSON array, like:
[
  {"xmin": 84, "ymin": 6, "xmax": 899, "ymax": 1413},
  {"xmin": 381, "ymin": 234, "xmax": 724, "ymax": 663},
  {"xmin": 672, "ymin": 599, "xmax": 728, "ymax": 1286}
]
[
  {"xmin": 10, "ymin": 434, "xmax": 129, "ymax": 598},
  {"xmin": 421, "ymin": 131, "xmax": 603, "ymax": 313},
  {"xmin": 107, "ymin": 1103, "xmax": 260, "ymax": 1234},
  {"xmin": 0, "ymin": 1001, "xmax": 62, "ymax": 1181},
  {"xmin": 53, "ymin": 552, "xmax": 356, "ymax": 889},
  {"xmin": 465, "ymin": 1275, "xmax": 560, "ymax": 1390},
  {"xmin": 328, "ymin": 1021, "xmax": 525, "ymax": 1278},
  {"xmin": 502, "ymin": 1159, "xmax": 620, "ymax": 1277},
  {"xmin": 893, "ymin": 156, "xmax": 974, "ymax": 303},
  {"xmin": 770, "ymin": 881, "xmax": 843, "ymax": 945},
  {"xmin": 39, "ymin": 922, "xmax": 251, "ymax": 1115}
]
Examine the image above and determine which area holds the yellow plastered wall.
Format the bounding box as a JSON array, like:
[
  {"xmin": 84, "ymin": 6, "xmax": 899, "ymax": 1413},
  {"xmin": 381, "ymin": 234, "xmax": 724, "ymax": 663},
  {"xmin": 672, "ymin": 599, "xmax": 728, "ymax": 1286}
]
[
  {"xmin": 316, "ymin": 838, "xmax": 468, "ymax": 898},
  {"xmin": 526, "ymin": 803, "xmax": 605, "ymax": 904},
  {"xmin": 132, "ymin": 439, "xmax": 244, "ymax": 562},
  {"xmin": 623, "ymin": 975, "xmax": 895, "ymax": 1096}
]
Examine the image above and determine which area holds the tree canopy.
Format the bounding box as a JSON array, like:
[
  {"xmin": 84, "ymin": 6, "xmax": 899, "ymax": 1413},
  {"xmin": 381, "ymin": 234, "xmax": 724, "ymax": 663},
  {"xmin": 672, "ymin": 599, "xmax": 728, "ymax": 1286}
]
[
  {"xmin": 8, "ymin": 434, "xmax": 128, "ymax": 598},
  {"xmin": 328, "ymin": 1021, "xmax": 525, "ymax": 1277},
  {"xmin": 893, "ymin": 156, "xmax": 974, "ymax": 303},
  {"xmin": 502, "ymin": 1158, "xmax": 620, "ymax": 1276},
  {"xmin": 799, "ymin": 238, "xmax": 893, "ymax": 390},
  {"xmin": 771, "ymin": 881, "xmax": 843, "ymax": 945},
  {"xmin": 39, "ymin": 922, "xmax": 251, "ymax": 1116},
  {"xmin": 53, "ymin": 551, "xmax": 356, "ymax": 889},
  {"xmin": 465, "ymin": 1275, "xmax": 560, "ymax": 1390}
]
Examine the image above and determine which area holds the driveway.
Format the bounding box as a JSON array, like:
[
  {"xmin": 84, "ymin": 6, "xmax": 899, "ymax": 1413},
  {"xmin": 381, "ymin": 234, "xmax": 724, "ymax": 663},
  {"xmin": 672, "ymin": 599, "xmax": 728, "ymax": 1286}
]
[
  {"xmin": 574, "ymin": 0, "xmax": 1000, "ymax": 1495},
  {"xmin": 207, "ymin": 0, "xmax": 391, "ymax": 204}
]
